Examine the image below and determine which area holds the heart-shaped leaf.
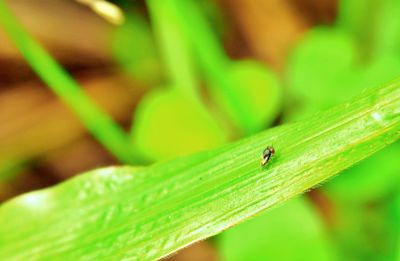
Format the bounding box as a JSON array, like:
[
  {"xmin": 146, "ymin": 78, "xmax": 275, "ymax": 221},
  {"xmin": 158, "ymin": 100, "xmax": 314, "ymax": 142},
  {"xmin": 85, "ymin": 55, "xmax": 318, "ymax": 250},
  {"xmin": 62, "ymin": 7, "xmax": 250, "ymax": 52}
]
[
  {"xmin": 131, "ymin": 87, "xmax": 227, "ymax": 160},
  {"xmin": 210, "ymin": 61, "xmax": 282, "ymax": 134},
  {"xmin": 218, "ymin": 197, "xmax": 337, "ymax": 261}
]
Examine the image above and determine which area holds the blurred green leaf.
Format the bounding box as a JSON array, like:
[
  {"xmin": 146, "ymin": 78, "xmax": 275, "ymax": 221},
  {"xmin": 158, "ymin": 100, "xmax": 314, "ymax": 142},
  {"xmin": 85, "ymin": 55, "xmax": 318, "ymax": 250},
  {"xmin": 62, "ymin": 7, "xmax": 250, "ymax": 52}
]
[
  {"xmin": 146, "ymin": 0, "xmax": 199, "ymax": 97},
  {"xmin": 112, "ymin": 13, "xmax": 162, "ymax": 86},
  {"xmin": 374, "ymin": 0, "xmax": 400, "ymax": 55},
  {"xmin": 287, "ymin": 26, "xmax": 400, "ymax": 204},
  {"xmin": 218, "ymin": 196, "xmax": 337, "ymax": 261},
  {"xmin": 368, "ymin": 0, "xmax": 400, "ymax": 56},
  {"xmin": 133, "ymin": 0, "xmax": 228, "ymax": 161},
  {"xmin": 171, "ymin": 0, "xmax": 282, "ymax": 135},
  {"xmin": 336, "ymin": 0, "xmax": 372, "ymax": 40},
  {"xmin": 337, "ymin": 0, "xmax": 400, "ymax": 57},
  {"xmin": 332, "ymin": 202, "xmax": 367, "ymax": 260},
  {"xmin": 324, "ymin": 141, "xmax": 400, "ymax": 202},
  {"xmin": 286, "ymin": 28, "xmax": 358, "ymax": 120},
  {"xmin": 0, "ymin": 80, "xmax": 398, "ymax": 260},
  {"xmin": 211, "ymin": 61, "xmax": 283, "ymax": 132},
  {"xmin": 131, "ymin": 88, "xmax": 227, "ymax": 160},
  {"xmin": 332, "ymin": 195, "xmax": 400, "ymax": 260},
  {"xmin": 385, "ymin": 194, "xmax": 400, "ymax": 260},
  {"xmin": 287, "ymin": 28, "xmax": 400, "ymax": 122},
  {"xmin": 395, "ymin": 194, "xmax": 400, "ymax": 261},
  {"xmin": 359, "ymin": 55, "xmax": 400, "ymax": 88}
]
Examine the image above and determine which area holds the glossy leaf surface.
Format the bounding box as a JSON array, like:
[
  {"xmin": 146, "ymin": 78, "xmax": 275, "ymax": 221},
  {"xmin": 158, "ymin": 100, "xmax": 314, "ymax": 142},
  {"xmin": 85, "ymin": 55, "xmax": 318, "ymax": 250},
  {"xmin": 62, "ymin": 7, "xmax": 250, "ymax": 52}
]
[{"xmin": 0, "ymin": 80, "xmax": 399, "ymax": 260}]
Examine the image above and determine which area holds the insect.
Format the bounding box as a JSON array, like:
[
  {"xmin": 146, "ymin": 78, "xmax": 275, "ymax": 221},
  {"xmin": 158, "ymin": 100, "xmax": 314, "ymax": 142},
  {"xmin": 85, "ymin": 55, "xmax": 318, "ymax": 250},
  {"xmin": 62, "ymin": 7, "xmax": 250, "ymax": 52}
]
[{"xmin": 260, "ymin": 146, "xmax": 275, "ymax": 167}]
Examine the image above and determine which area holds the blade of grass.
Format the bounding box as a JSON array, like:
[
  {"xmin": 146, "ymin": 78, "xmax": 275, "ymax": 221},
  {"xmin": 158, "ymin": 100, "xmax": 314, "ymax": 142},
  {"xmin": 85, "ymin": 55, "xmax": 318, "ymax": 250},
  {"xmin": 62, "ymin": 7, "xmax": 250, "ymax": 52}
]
[
  {"xmin": 167, "ymin": 0, "xmax": 256, "ymax": 134},
  {"xmin": 146, "ymin": 0, "xmax": 199, "ymax": 98},
  {"xmin": 0, "ymin": 1, "xmax": 138, "ymax": 164},
  {"xmin": 0, "ymin": 79, "xmax": 399, "ymax": 260}
]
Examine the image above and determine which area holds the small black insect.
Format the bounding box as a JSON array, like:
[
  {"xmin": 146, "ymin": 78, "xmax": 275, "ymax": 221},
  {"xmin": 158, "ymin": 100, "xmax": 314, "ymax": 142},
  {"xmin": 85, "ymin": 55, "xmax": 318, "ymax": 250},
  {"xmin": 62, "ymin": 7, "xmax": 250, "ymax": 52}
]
[{"xmin": 260, "ymin": 146, "xmax": 275, "ymax": 167}]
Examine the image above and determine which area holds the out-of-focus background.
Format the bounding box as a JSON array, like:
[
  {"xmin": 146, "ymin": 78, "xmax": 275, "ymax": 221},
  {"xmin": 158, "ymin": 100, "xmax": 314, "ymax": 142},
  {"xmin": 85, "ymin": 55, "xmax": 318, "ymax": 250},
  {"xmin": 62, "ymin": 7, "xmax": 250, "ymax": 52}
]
[{"xmin": 0, "ymin": 0, "xmax": 399, "ymax": 260}]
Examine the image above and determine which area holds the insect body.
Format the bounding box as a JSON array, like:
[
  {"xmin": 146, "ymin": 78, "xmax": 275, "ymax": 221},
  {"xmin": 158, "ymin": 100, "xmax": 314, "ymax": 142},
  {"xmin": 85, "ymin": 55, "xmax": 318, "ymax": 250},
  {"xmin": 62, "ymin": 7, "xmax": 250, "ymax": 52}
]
[{"xmin": 260, "ymin": 146, "xmax": 275, "ymax": 166}]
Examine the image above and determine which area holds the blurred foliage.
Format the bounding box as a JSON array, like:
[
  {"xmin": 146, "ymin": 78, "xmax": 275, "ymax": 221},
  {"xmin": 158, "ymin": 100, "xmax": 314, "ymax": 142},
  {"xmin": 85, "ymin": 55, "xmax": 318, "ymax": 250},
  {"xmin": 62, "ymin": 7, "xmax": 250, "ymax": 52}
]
[
  {"xmin": 217, "ymin": 0, "xmax": 400, "ymax": 260},
  {"xmin": 0, "ymin": 0, "xmax": 399, "ymax": 260},
  {"xmin": 210, "ymin": 60, "xmax": 282, "ymax": 134},
  {"xmin": 166, "ymin": 0, "xmax": 283, "ymax": 135},
  {"xmin": 112, "ymin": 13, "xmax": 162, "ymax": 86},
  {"xmin": 325, "ymin": 141, "xmax": 400, "ymax": 202},
  {"xmin": 218, "ymin": 197, "xmax": 337, "ymax": 261},
  {"xmin": 131, "ymin": 88, "xmax": 227, "ymax": 160},
  {"xmin": 331, "ymin": 196, "xmax": 399, "ymax": 260},
  {"xmin": 286, "ymin": 28, "xmax": 400, "ymax": 121},
  {"xmin": 0, "ymin": 0, "xmax": 139, "ymax": 165},
  {"xmin": 0, "ymin": 79, "xmax": 398, "ymax": 259},
  {"xmin": 395, "ymin": 195, "xmax": 400, "ymax": 260},
  {"xmin": 130, "ymin": 0, "xmax": 283, "ymax": 161}
]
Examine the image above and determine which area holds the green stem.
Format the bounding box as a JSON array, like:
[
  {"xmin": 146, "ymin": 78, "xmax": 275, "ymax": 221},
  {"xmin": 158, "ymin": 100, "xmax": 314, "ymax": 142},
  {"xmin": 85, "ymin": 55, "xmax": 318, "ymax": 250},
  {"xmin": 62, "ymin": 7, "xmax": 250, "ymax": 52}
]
[
  {"xmin": 172, "ymin": 0, "xmax": 254, "ymax": 134},
  {"xmin": 0, "ymin": 1, "xmax": 139, "ymax": 164},
  {"xmin": 146, "ymin": 0, "xmax": 199, "ymax": 99}
]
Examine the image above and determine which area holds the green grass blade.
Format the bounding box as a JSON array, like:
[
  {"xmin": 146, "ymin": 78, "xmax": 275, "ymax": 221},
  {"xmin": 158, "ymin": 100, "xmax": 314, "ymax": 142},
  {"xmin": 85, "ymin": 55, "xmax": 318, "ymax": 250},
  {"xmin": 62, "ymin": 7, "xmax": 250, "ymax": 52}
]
[
  {"xmin": 170, "ymin": 0, "xmax": 257, "ymax": 134},
  {"xmin": 0, "ymin": 80, "xmax": 399, "ymax": 260},
  {"xmin": 0, "ymin": 1, "xmax": 138, "ymax": 164},
  {"xmin": 146, "ymin": 0, "xmax": 199, "ymax": 98}
]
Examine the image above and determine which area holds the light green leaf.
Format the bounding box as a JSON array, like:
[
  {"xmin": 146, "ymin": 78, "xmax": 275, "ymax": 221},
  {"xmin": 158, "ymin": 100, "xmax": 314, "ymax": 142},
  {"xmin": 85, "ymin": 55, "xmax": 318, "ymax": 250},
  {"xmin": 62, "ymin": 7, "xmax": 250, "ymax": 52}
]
[
  {"xmin": 324, "ymin": 141, "xmax": 400, "ymax": 202},
  {"xmin": 218, "ymin": 196, "xmax": 337, "ymax": 261},
  {"xmin": 170, "ymin": 0, "xmax": 279, "ymax": 135},
  {"xmin": 286, "ymin": 28, "xmax": 400, "ymax": 122},
  {"xmin": 369, "ymin": 0, "xmax": 400, "ymax": 56},
  {"xmin": 331, "ymin": 194, "xmax": 399, "ymax": 260},
  {"xmin": 211, "ymin": 61, "xmax": 283, "ymax": 131},
  {"xmin": 131, "ymin": 88, "xmax": 227, "ymax": 160},
  {"xmin": 0, "ymin": 80, "xmax": 399, "ymax": 260},
  {"xmin": 146, "ymin": 0, "xmax": 199, "ymax": 97},
  {"xmin": 336, "ymin": 0, "xmax": 372, "ymax": 39},
  {"xmin": 360, "ymin": 55, "xmax": 400, "ymax": 89},
  {"xmin": 395, "ymin": 194, "xmax": 400, "ymax": 261},
  {"xmin": 287, "ymin": 28, "xmax": 358, "ymax": 106},
  {"xmin": 112, "ymin": 13, "xmax": 162, "ymax": 86}
]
